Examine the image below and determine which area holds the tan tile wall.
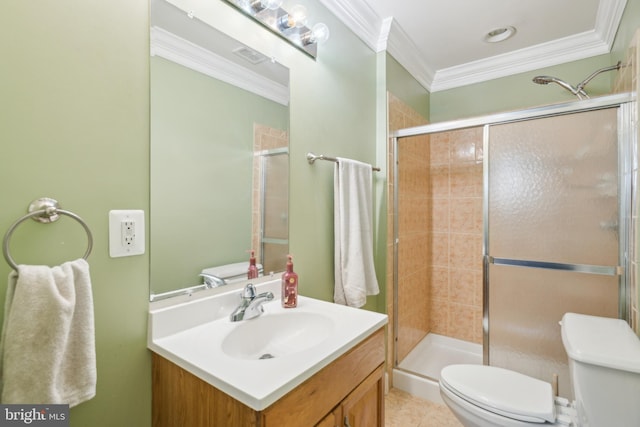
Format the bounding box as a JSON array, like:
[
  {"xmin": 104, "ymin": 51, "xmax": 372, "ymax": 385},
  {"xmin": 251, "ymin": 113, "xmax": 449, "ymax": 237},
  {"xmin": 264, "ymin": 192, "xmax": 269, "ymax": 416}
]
[
  {"xmin": 387, "ymin": 93, "xmax": 484, "ymax": 378},
  {"xmin": 396, "ymin": 134, "xmax": 431, "ymax": 360},
  {"xmin": 252, "ymin": 123, "xmax": 289, "ymax": 272},
  {"xmin": 428, "ymin": 128, "xmax": 483, "ymax": 343},
  {"xmin": 386, "ymin": 93, "xmax": 429, "ymax": 371}
]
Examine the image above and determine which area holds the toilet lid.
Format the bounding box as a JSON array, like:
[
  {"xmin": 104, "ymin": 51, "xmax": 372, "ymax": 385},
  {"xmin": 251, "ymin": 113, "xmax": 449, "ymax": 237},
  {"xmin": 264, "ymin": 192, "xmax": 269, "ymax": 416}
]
[{"xmin": 440, "ymin": 364, "xmax": 555, "ymax": 423}]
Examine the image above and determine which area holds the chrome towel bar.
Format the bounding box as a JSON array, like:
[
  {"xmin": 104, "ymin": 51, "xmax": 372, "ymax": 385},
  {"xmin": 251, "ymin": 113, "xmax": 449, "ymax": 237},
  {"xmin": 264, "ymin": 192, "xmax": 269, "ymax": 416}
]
[
  {"xmin": 306, "ymin": 152, "xmax": 381, "ymax": 171},
  {"xmin": 2, "ymin": 197, "xmax": 93, "ymax": 270}
]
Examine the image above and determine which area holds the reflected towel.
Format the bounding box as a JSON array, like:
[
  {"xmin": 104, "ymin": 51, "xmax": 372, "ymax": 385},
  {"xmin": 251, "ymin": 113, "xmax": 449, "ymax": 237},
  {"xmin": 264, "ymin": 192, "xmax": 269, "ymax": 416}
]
[
  {"xmin": 334, "ymin": 157, "xmax": 380, "ymax": 307},
  {"xmin": 0, "ymin": 259, "xmax": 96, "ymax": 407}
]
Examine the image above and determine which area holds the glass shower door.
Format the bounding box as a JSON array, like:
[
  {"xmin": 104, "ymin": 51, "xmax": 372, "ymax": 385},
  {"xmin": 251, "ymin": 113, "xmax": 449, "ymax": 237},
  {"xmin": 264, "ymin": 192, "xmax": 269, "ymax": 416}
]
[
  {"xmin": 486, "ymin": 107, "xmax": 622, "ymax": 398},
  {"xmin": 260, "ymin": 150, "xmax": 289, "ymax": 273}
]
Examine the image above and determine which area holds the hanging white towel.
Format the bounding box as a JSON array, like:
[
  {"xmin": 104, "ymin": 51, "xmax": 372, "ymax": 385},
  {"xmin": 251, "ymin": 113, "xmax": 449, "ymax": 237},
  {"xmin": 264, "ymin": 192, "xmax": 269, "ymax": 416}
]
[
  {"xmin": 0, "ymin": 259, "xmax": 96, "ymax": 407},
  {"xmin": 334, "ymin": 157, "xmax": 380, "ymax": 307}
]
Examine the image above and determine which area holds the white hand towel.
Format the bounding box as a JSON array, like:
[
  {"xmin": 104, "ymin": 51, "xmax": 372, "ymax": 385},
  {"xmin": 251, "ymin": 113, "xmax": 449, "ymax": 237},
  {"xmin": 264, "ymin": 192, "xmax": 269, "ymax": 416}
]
[
  {"xmin": 0, "ymin": 259, "xmax": 96, "ymax": 407},
  {"xmin": 334, "ymin": 157, "xmax": 380, "ymax": 307}
]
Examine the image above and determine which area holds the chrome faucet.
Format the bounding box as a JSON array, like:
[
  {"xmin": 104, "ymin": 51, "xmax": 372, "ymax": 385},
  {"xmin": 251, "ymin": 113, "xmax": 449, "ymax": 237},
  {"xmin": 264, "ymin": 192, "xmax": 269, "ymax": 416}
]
[
  {"xmin": 199, "ymin": 273, "xmax": 227, "ymax": 288},
  {"xmin": 230, "ymin": 283, "xmax": 274, "ymax": 322}
]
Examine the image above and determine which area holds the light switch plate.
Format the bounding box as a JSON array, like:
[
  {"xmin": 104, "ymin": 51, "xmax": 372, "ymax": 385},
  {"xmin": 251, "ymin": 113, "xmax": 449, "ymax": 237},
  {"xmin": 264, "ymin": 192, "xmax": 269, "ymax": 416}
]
[{"xmin": 109, "ymin": 210, "xmax": 145, "ymax": 257}]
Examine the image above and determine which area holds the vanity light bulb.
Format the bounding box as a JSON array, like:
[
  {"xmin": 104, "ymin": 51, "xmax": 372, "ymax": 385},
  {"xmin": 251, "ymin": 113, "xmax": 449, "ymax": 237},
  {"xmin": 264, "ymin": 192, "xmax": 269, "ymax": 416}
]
[
  {"xmin": 289, "ymin": 5, "xmax": 308, "ymax": 28},
  {"xmin": 260, "ymin": 0, "xmax": 283, "ymax": 10},
  {"xmin": 312, "ymin": 23, "xmax": 330, "ymax": 44},
  {"xmin": 302, "ymin": 23, "xmax": 330, "ymax": 46}
]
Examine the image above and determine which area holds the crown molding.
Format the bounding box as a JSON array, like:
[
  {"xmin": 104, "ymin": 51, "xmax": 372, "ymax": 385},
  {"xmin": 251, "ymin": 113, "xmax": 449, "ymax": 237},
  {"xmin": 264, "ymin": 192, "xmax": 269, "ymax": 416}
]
[
  {"xmin": 431, "ymin": 30, "xmax": 610, "ymax": 92},
  {"xmin": 150, "ymin": 26, "xmax": 289, "ymax": 106},
  {"xmin": 597, "ymin": 0, "xmax": 628, "ymax": 45},
  {"xmin": 385, "ymin": 17, "xmax": 436, "ymax": 92},
  {"xmin": 430, "ymin": 0, "xmax": 627, "ymax": 91},
  {"xmin": 319, "ymin": 0, "xmax": 627, "ymax": 93},
  {"xmin": 317, "ymin": 0, "xmax": 385, "ymax": 52}
]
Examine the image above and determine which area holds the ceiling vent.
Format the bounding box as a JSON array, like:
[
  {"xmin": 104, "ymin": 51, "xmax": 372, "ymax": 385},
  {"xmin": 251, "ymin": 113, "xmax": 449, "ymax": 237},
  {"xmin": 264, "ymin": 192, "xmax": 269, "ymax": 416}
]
[{"xmin": 233, "ymin": 46, "xmax": 268, "ymax": 65}]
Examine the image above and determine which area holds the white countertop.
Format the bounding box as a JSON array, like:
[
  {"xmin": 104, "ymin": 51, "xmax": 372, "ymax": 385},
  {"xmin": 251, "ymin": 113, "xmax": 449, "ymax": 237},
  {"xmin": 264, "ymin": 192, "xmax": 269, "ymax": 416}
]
[{"xmin": 148, "ymin": 279, "xmax": 388, "ymax": 410}]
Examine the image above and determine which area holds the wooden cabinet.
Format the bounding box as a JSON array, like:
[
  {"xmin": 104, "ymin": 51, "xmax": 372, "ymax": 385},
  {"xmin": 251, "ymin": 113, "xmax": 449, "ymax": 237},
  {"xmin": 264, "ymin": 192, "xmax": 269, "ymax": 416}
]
[
  {"xmin": 152, "ymin": 328, "xmax": 385, "ymax": 427},
  {"xmin": 341, "ymin": 365, "xmax": 384, "ymax": 427},
  {"xmin": 315, "ymin": 365, "xmax": 384, "ymax": 427}
]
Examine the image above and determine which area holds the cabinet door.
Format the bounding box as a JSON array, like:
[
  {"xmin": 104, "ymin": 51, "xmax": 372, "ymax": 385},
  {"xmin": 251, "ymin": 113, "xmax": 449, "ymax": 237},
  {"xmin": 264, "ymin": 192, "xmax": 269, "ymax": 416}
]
[
  {"xmin": 316, "ymin": 409, "xmax": 340, "ymax": 427},
  {"xmin": 341, "ymin": 365, "xmax": 384, "ymax": 427}
]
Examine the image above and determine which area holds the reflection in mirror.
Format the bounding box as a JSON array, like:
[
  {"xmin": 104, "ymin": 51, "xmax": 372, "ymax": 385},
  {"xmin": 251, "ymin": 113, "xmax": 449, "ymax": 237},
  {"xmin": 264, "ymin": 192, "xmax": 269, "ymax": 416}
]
[{"xmin": 150, "ymin": 0, "xmax": 290, "ymax": 300}]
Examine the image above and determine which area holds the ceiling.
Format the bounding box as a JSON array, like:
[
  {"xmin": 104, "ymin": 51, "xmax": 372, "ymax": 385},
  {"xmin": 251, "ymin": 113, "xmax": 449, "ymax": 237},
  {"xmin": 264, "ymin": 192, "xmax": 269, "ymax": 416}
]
[{"xmin": 318, "ymin": 0, "xmax": 628, "ymax": 92}]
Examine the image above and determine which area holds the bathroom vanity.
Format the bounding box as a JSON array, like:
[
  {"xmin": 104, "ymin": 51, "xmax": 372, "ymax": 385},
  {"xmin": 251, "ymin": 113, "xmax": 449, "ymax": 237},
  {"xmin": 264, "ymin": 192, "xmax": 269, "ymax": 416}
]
[{"xmin": 148, "ymin": 279, "xmax": 388, "ymax": 427}]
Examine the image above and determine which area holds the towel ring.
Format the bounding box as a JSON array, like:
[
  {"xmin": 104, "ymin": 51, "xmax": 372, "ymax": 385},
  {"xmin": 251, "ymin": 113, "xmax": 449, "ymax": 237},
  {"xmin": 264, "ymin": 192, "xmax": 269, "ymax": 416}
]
[{"xmin": 2, "ymin": 198, "xmax": 93, "ymax": 271}]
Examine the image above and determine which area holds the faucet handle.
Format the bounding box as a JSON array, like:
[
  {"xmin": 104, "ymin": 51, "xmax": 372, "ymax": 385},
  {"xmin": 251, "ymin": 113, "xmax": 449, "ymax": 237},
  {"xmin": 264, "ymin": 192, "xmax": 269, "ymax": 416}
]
[
  {"xmin": 199, "ymin": 273, "xmax": 227, "ymax": 288},
  {"xmin": 242, "ymin": 283, "xmax": 256, "ymax": 299}
]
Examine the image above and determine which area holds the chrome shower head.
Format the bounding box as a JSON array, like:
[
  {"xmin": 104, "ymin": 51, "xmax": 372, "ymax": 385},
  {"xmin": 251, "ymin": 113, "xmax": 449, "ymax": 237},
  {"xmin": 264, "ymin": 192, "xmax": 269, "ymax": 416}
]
[
  {"xmin": 532, "ymin": 75, "xmax": 587, "ymax": 99},
  {"xmin": 532, "ymin": 76, "xmax": 554, "ymax": 85},
  {"xmin": 532, "ymin": 61, "xmax": 622, "ymax": 100}
]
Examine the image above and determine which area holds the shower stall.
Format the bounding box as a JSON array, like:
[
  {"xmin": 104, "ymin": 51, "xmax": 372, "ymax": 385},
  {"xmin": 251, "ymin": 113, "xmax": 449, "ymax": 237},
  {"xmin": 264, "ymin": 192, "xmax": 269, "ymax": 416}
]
[
  {"xmin": 391, "ymin": 93, "xmax": 636, "ymax": 402},
  {"xmin": 253, "ymin": 147, "xmax": 289, "ymax": 274}
]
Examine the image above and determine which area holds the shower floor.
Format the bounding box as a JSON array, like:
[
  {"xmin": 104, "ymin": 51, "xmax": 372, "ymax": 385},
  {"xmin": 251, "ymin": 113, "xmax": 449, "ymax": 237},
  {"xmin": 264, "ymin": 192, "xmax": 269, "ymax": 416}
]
[{"xmin": 394, "ymin": 333, "xmax": 482, "ymax": 403}]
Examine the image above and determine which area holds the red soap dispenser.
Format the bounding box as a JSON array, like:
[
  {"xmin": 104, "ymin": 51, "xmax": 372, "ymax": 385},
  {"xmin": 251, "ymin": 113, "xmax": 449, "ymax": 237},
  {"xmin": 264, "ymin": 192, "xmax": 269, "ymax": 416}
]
[
  {"xmin": 281, "ymin": 255, "xmax": 298, "ymax": 308},
  {"xmin": 247, "ymin": 250, "xmax": 259, "ymax": 280}
]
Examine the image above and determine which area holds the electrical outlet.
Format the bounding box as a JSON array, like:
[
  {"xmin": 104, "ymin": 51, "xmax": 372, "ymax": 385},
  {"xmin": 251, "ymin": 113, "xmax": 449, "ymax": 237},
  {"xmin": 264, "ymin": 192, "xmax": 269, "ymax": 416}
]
[
  {"xmin": 109, "ymin": 210, "xmax": 145, "ymax": 257},
  {"xmin": 121, "ymin": 220, "xmax": 136, "ymax": 246}
]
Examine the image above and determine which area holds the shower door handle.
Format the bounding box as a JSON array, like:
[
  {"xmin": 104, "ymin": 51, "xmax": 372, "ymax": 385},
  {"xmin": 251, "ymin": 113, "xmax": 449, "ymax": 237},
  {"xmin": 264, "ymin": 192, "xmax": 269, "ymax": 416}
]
[{"xmin": 488, "ymin": 256, "xmax": 622, "ymax": 276}]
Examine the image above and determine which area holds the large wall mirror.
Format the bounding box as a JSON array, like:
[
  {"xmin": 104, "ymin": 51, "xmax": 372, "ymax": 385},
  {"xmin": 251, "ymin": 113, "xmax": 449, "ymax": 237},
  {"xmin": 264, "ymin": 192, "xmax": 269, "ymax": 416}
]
[{"xmin": 150, "ymin": 0, "xmax": 290, "ymax": 299}]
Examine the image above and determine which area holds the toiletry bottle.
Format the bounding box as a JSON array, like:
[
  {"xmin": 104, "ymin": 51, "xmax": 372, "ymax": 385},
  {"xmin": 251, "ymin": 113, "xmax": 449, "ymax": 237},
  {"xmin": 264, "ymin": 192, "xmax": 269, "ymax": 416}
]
[
  {"xmin": 281, "ymin": 255, "xmax": 298, "ymax": 308},
  {"xmin": 248, "ymin": 250, "xmax": 259, "ymax": 279}
]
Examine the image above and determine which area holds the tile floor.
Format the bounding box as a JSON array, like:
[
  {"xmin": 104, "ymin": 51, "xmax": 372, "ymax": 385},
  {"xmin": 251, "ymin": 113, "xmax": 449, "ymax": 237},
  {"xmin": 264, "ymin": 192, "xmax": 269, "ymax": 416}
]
[{"xmin": 385, "ymin": 388, "xmax": 462, "ymax": 427}]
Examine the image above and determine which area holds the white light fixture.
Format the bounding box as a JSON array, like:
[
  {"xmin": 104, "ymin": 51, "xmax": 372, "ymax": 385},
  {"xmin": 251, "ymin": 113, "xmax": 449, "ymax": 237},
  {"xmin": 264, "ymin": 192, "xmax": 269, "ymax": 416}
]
[
  {"xmin": 223, "ymin": 0, "xmax": 329, "ymax": 58},
  {"xmin": 484, "ymin": 26, "xmax": 516, "ymax": 43}
]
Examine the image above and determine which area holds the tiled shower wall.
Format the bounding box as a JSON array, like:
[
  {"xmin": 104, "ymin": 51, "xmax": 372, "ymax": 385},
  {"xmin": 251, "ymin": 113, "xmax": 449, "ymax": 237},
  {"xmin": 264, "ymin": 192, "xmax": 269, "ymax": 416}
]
[
  {"xmin": 427, "ymin": 128, "xmax": 483, "ymax": 344},
  {"xmin": 386, "ymin": 93, "xmax": 429, "ymax": 369},
  {"xmin": 386, "ymin": 94, "xmax": 484, "ymax": 375}
]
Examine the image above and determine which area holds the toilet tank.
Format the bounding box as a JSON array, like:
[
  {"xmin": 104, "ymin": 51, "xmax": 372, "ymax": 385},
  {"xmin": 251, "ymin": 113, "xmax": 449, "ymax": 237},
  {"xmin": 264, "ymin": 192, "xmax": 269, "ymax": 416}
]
[{"xmin": 561, "ymin": 313, "xmax": 640, "ymax": 427}]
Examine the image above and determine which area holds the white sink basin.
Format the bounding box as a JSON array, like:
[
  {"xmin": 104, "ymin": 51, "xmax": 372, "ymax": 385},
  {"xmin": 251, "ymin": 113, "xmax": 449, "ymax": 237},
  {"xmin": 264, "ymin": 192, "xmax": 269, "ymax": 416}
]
[
  {"xmin": 221, "ymin": 312, "xmax": 334, "ymax": 359},
  {"xmin": 148, "ymin": 278, "xmax": 388, "ymax": 410}
]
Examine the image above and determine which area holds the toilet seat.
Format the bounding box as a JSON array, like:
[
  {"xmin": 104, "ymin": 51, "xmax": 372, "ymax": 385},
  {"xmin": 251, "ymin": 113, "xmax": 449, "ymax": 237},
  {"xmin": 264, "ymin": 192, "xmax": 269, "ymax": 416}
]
[{"xmin": 440, "ymin": 365, "xmax": 556, "ymax": 424}]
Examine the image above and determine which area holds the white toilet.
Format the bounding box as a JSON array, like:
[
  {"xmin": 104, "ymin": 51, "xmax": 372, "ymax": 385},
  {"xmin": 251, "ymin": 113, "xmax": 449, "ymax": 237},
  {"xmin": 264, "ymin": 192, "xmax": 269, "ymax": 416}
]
[{"xmin": 439, "ymin": 312, "xmax": 640, "ymax": 426}]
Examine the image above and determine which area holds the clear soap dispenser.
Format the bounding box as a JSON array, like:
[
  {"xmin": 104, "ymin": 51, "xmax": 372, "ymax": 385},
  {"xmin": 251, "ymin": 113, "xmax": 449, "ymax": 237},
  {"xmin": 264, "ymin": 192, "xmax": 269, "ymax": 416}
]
[{"xmin": 281, "ymin": 255, "xmax": 298, "ymax": 308}]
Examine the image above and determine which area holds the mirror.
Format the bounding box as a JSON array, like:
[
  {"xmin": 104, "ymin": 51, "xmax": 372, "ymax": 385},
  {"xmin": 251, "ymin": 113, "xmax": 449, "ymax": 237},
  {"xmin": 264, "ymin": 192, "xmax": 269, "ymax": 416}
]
[{"xmin": 150, "ymin": 0, "xmax": 290, "ymax": 299}]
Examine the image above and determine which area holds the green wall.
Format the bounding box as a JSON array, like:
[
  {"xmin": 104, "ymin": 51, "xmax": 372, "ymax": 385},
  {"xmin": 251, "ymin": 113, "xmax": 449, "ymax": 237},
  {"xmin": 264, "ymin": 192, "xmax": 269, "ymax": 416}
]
[
  {"xmin": 1, "ymin": 1, "xmax": 150, "ymax": 426},
  {"xmin": 1, "ymin": 0, "xmax": 380, "ymax": 425},
  {"xmin": 612, "ymin": 0, "xmax": 640, "ymax": 61},
  {"xmin": 150, "ymin": 56, "xmax": 288, "ymax": 295},
  {"xmin": 180, "ymin": 0, "xmax": 381, "ymax": 309},
  {"xmin": 430, "ymin": 54, "xmax": 617, "ymax": 122},
  {"xmin": 2, "ymin": 0, "xmax": 638, "ymax": 425},
  {"xmin": 386, "ymin": 53, "xmax": 430, "ymax": 119}
]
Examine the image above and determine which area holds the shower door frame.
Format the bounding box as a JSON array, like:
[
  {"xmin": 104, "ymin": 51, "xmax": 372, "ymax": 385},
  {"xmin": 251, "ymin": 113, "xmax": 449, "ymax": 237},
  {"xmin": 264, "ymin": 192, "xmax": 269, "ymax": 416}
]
[
  {"xmin": 258, "ymin": 147, "xmax": 290, "ymax": 273},
  {"xmin": 391, "ymin": 92, "xmax": 636, "ymax": 369}
]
